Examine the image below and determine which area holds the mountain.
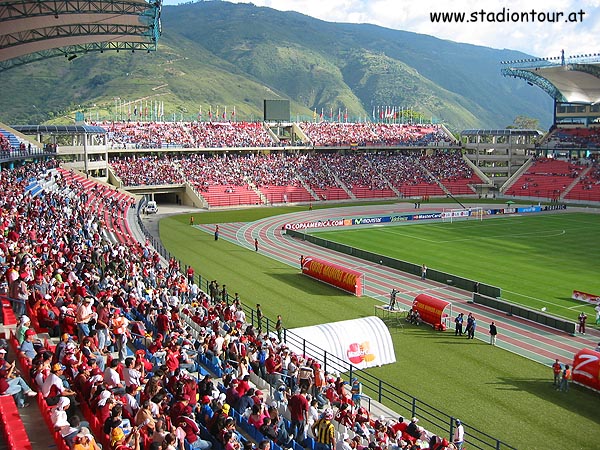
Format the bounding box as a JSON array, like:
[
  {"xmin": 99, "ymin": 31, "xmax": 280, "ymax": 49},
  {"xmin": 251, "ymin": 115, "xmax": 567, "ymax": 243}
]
[{"xmin": 0, "ymin": 1, "xmax": 553, "ymax": 130}]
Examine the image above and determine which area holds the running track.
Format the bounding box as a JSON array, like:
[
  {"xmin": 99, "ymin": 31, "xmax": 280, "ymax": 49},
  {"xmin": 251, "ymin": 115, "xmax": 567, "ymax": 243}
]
[{"xmin": 196, "ymin": 203, "xmax": 599, "ymax": 368}]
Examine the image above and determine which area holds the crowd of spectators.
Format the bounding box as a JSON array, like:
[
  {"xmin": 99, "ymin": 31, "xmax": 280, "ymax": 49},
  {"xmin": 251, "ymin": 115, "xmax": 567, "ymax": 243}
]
[
  {"xmin": 110, "ymin": 156, "xmax": 186, "ymax": 186},
  {"xmin": 0, "ymin": 131, "xmax": 12, "ymax": 154},
  {"xmin": 542, "ymin": 127, "xmax": 600, "ymax": 149},
  {"xmin": 418, "ymin": 152, "xmax": 474, "ymax": 182},
  {"xmin": 578, "ymin": 162, "xmax": 600, "ymax": 191},
  {"xmin": 100, "ymin": 121, "xmax": 454, "ymax": 150},
  {"xmin": 109, "ymin": 152, "xmax": 475, "ymax": 201},
  {"xmin": 104, "ymin": 122, "xmax": 276, "ymax": 149},
  {"xmin": 299, "ymin": 123, "xmax": 452, "ymax": 147},
  {"xmin": 306, "ymin": 154, "xmax": 388, "ymax": 191},
  {"xmin": 0, "ymin": 159, "xmax": 460, "ymax": 449},
  {"xmin": 367, "ymin": 152, "xmax": 432, "ymax": 189}
]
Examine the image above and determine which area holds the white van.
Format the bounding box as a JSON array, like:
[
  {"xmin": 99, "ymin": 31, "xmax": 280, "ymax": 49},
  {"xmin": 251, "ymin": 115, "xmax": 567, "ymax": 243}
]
[{"xmin": 145, "ymin": 201, "xmax": 158, "ymax": 214}]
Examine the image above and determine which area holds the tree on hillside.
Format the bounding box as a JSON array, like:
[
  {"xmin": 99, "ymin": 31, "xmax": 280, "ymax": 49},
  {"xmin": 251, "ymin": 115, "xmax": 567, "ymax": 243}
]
[{"xmin": 506, "ymin": 115, "xmax": 540, "ymax": 130}]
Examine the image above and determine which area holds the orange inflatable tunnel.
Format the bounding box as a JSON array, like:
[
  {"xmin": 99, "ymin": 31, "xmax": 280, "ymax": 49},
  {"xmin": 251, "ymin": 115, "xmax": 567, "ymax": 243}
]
[
  {"xmin": 412, "ymin": 294, "xmax": 452, "ymax": 330},
  {"xmin": 302, "ymin": 256, "xmax": 363, "ymax": 296}
]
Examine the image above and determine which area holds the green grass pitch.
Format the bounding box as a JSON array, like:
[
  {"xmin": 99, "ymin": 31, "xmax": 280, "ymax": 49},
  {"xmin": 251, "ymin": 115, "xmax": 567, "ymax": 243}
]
[
  {"xmin": 159, "ymin": 207, "xmax": 600, "ymax": 449},
  {"xmin": 313, "ymin": 212, "xmax": 600, "ymax": 323}
]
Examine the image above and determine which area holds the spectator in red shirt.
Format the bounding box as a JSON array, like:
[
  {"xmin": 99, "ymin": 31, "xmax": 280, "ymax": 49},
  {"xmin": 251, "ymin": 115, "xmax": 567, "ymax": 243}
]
[{"xmin": 288, "ymin": 388, "xmax": 309, "ymax": 442}]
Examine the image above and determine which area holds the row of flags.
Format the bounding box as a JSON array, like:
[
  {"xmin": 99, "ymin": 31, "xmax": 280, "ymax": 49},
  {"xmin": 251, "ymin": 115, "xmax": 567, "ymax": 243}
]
[
  {"xmin": 310, "ymin": 106, "xmax": 421, "ymax": 123},
  {"xmin": 115, "ymin": 99, "xmax": 165, "ymax": 121},
  {"xmin": 111, "ymin": 99, "xmax": 422, "ymax": 123},
  {"xmin": 114, "ymin": 99, "xmax": 238, "ymax": 122},
  {"xmin": 372, "ymin": 106, "xmax": 419, "ymax": 122},
  {"xmin": 312, "ymin": 107, "xmax": 349, "ymax": 122},
  {"xmin": 197, "ymin": 105, "xmax": 236, "ymax": 121}
]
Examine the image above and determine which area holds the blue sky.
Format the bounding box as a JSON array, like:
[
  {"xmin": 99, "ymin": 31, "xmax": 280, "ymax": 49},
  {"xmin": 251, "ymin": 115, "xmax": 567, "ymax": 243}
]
[{"xmin": 161, "ymin": 0, "xmax": 600, "ymax": 58}]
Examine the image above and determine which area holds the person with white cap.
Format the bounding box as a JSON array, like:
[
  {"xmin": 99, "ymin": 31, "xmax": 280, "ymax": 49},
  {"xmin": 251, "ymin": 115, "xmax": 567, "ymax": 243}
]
[
  {"xmin": 72, "ymin": 426, "xmax": 102, "ymax": 450},
  {"xmin": 405, "ymin": 417, "xmax": 421, "ymax": 440},
  {"xmin": 311, "ymin": 408, "xmax": 336, "ymax": 450},
  {"xmin": 335, "ymin": 433, "xmax": 353, "ymax": 450},
  {"xmin": 453, "ymin": 419, "xmax": 464, "ymax": 450},
  {"xmin": 50, "ymin": 397, "xmax": 78, "ymax": 444},
  {"xmin": 15, "ymin": 314, "xmax": 31, "ymax": 344},
  {"xmin": 0, "ymin": 345, "xmax": 10, "ymax": 372}
]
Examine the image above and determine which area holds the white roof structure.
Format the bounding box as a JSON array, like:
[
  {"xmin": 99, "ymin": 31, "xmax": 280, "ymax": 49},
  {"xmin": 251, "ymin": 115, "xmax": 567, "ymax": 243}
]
[
  {"xmin": 501, "ymin": 52, "xmax": 600, "ymax": 104},
  {"xmin": 523, "ymin": 64, "xmax": 600, "ymax": 104}
]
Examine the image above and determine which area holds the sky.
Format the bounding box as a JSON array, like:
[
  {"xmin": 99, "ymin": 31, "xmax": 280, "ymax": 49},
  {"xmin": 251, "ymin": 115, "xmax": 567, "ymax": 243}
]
[{"xmin": 163, "ymin": 0, "xmax": 600, "ymax": 58}]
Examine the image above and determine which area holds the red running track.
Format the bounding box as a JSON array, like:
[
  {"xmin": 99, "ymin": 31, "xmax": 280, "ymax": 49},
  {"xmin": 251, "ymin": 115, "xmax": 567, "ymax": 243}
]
[{"xmin": 197, "ymin": 203, "xmax": 599, "ymax": 367}]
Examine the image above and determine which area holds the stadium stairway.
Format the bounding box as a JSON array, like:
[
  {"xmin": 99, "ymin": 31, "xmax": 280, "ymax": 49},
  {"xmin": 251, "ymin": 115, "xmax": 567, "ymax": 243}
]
[
  {"xmin": 294, "ymin": 174, "xmax": 321, "ymax": 202},
  {"xmin": 418, "ymin": 165, "xmax": 451, "ymax": 196},
  {"xmin": 246, "ymin": 178, "xmax": 267, "ymax": 205},
  {"xmin": 561, "ymin": 166, "xmax": 592, "ymax": 200},
  {"xmin": 259, "ymin": 185, "xmax": 315, "ymax": 204},
  {"xmin": 331, "ymin": 172, "xmax": 356, "ymax": 200}
]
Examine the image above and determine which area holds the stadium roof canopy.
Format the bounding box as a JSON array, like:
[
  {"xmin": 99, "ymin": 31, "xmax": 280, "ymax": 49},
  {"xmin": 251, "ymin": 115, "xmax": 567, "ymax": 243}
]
[
  {"xmin": 12, "ymin": 124, "xmax": 107, "ymax": 134},
  {"xmin": 0, "ymin": 0, "xmax": 162, "ymax": 72},
  {"xmin": 501, "ymin": 52, "xmax": 600, "ymax": 104}
]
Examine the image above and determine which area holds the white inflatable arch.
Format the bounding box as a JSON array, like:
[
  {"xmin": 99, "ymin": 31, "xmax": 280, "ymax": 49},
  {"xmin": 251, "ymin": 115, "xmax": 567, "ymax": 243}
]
[{"xmin": 287, "ymin": 316, "xmax": 396, "ymax": 369}]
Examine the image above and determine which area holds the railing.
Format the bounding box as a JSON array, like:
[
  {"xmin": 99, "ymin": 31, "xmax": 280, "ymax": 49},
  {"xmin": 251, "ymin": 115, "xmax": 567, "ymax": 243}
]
[
  {"xmin": 134, "ymin": 198, "xmax": 517, "ymax": 450},
  {"xmin": 0, "ymin": 148, "xmax": 56, "ymax": 163}
]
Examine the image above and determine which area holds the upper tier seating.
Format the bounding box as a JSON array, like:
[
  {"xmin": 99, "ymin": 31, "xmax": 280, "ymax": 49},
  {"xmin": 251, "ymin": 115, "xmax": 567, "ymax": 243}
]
[{"xmin": 544, "ymin": 127, "xmax": 600, "ymax": 149}]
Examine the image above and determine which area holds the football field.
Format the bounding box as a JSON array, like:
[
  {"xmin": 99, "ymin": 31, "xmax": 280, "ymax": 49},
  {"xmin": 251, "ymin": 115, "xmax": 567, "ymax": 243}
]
[{"xmin": 312, "ymin": 212, "xmax": 600, "ymax": 323}]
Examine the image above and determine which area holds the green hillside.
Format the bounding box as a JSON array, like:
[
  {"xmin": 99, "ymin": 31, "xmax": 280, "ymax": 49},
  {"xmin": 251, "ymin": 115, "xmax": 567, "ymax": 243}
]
[{"xmin": 0, "ymin": 1, "xmax": 552, "ymax": 130}]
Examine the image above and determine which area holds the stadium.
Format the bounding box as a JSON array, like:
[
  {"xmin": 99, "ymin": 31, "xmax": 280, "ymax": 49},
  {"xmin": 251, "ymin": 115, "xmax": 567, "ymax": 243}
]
[{"xmin": 0, "ymin": 1, "xmax": 599, "ymax": 450}]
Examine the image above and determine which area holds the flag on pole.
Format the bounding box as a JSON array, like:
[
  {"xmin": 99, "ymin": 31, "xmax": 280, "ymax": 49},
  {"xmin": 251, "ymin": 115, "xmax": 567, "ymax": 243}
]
[
  {"xmin": 198, "ymin": 105, "xmax": 202, "ymax": 121},
  {"xmin": 313, "ymin": 108, "xmax": 317, "ymax": 122},
  {"xmin": 337, "ymin": 108, "xmax": 341, "ymax": 122},
  {"xmin": 231, "ymin": 106, "xmax": 235, "ymax": 121},
  {"xmin": 223, "ymin": 106, "xmax": 227, "ymax": 120},
  {"xmin": 208, "ymin": 106, "xmax": 213, "ymax": 120},
  {"xmin": 344, "ymin": 108, "xmax": 348, "ymax": 122},
  {"xmin": 320, "ymin": 108, "xmax": 324, "ymax": 120}
]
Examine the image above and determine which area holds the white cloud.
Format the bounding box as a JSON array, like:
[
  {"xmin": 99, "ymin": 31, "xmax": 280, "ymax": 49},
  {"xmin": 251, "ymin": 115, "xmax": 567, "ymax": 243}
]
[{"xmin": 172, "ymin": 0, "xmax": 600, "ymax": 57}]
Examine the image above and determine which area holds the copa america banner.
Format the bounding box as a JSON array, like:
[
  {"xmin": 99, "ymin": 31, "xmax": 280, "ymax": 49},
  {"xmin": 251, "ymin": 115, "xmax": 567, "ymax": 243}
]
[
  {"xmin": 302, "ymin": 256, "xmax": 362, "ymax": 296},
  {"xmin": 288, "ymin": 316, "xmax": 396, "ymax": 370},
  {"xmin": 573, "ymin": 349, "xmax": 600, "ymax": 391}
]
